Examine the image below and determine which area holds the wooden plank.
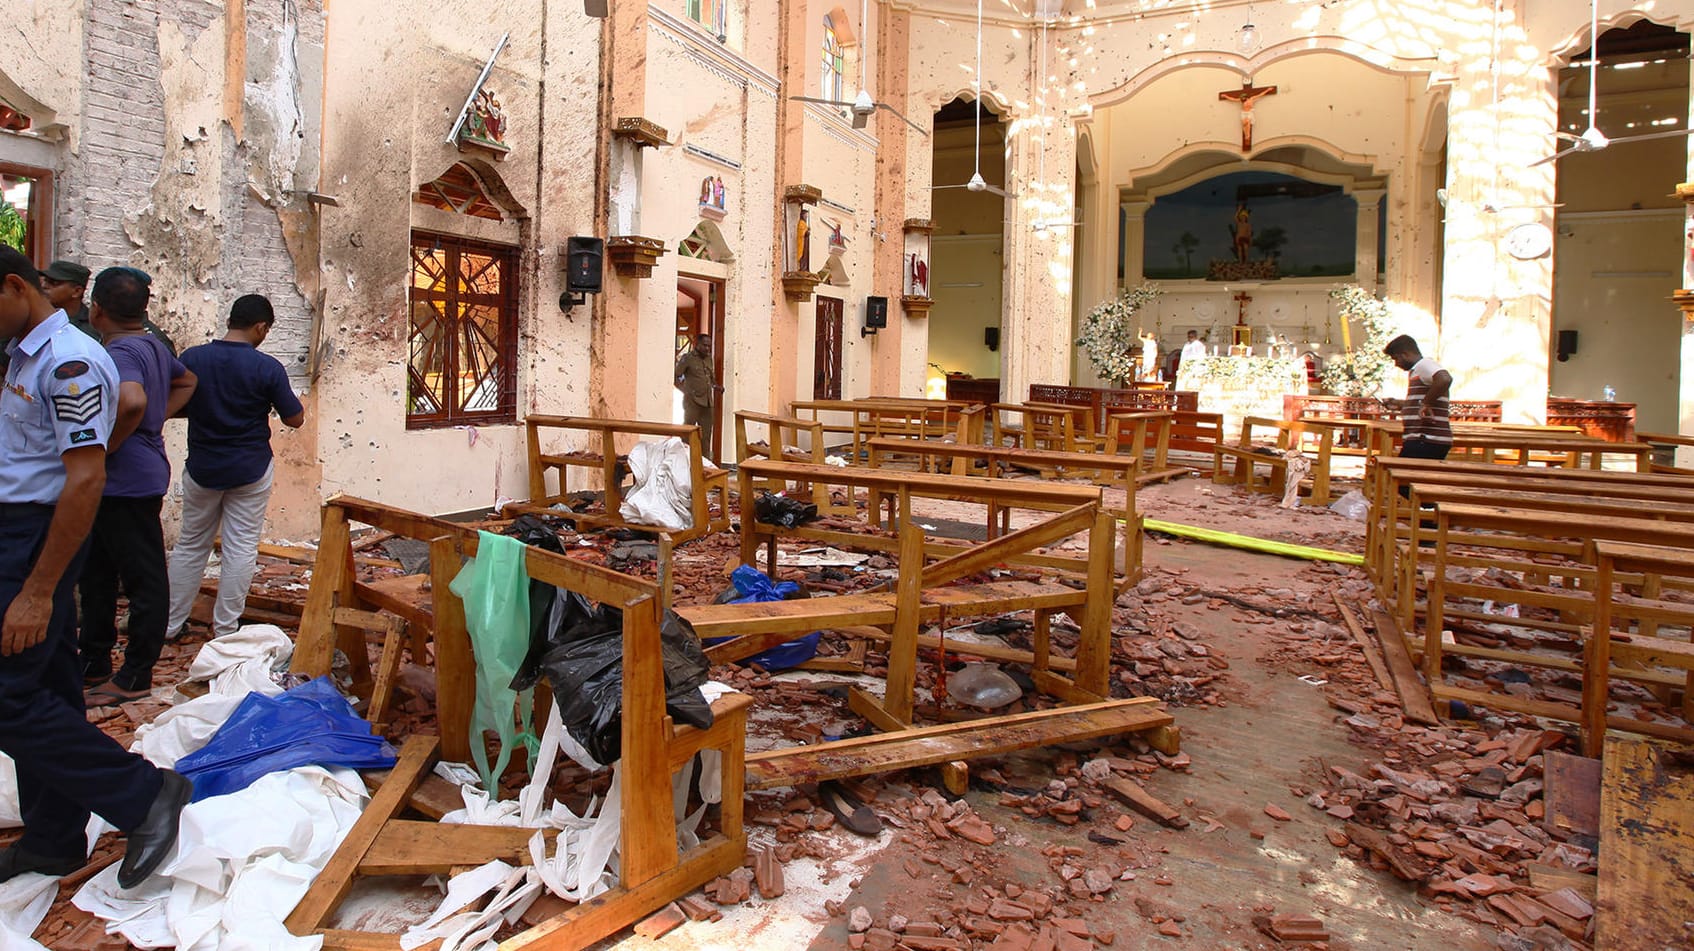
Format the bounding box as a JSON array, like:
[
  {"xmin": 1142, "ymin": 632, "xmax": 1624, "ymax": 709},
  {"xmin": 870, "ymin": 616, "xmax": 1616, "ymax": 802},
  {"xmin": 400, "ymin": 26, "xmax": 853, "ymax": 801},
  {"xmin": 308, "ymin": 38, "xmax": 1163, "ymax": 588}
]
[
  {"xmin": 884, "ymin": 518, "xmax": 926, "ymax": 724},
  {"xmin": 1525, "ymin": 863, "xmax": 1598, "ymax": 902},
  {"xmin": 497, "ymin": 834, "xmax": 744, "ymax": 951},
  {"xmin": 286, "ymin": 735, "xmax": 439, "ymax": 936},
  {"xmin": 686, "ymin": 580, "xmax": 1087, "ymax": 646},
  {"xmin": 428, "ymin": 536, "xmax": 475, "ymax": 763},
  {"xmin": 359, "ymin": 821, "xmax": 555, "ymax": 875},
  {"xmin": 1542, "ymin": 751, "xmax": 1602, "ymax": 839},
  {"xmin": 1334, "ymin": 595, "xmax": 1393, "ymax": 692},
  {"xmin": 850, "ymin": 625, "xmax": 1079, "ymax": 674},
  {"xmin": 619, "ymin": 596, "xmax": 678, "ymax": 889},
  {"xmin": 743, "ymin": 698, "xmax": 1170, "ymax": 790},
  {"xmin": 1369, "ymin": 608, "xmax": 1440, "ymax": 725},
  {"xmin": 848, "ymin": 686, "xmax": 909, "ymax": 733},
  {"xmin": 1101, "ymin": 776, "xmax": 1189, "ymax": 829},
  {"xmin": 1596, "ymin": 737, "xmax": 1694, "ymax": 951},
  {"xmin": 363, "ymin": 770, "xmax": 464, "ymax": 821},
  {"xmin": 919, "ymin": 503, "xmax": 1098, "ymax": 588},
  {"xmin": 292, "ymin": 504, "xmax": 351, "ymax": 679},
  {"xmin": 319, "ymin": 933, "xmax": 440, "ymax": 951}
]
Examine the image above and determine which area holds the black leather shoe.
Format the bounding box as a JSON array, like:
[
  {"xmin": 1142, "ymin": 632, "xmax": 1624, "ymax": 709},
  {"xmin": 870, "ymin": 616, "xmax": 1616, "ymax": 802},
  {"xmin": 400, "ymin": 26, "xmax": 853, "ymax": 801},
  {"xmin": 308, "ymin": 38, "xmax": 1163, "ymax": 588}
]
[
  {"xmin": 0, "ymin": 845, "xmax": 84, "ymax": 882},
  {"xmin": 117, "ymin": 769, "xmax": 192, "ymax": 889}
]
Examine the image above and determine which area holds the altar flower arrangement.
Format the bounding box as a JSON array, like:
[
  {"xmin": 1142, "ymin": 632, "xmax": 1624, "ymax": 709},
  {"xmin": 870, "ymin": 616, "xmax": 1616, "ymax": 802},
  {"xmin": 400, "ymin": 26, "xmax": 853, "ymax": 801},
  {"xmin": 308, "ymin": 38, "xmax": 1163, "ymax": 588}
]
[
  {"xmin": 1077, "ymin": 283, "xmax": 1164, "ymax": 386},
  {"xmin": 1320, "ymin": 284, "xmax": 1396, "ymax": 397}
]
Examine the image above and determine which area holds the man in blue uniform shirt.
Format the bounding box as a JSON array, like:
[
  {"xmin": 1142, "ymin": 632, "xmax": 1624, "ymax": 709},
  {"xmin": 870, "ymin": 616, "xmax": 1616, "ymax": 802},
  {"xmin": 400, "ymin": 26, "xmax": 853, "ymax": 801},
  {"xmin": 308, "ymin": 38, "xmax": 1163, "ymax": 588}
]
[{"xmin": 0, "ymin": 248, "xmax": 190, "ymax": 888}]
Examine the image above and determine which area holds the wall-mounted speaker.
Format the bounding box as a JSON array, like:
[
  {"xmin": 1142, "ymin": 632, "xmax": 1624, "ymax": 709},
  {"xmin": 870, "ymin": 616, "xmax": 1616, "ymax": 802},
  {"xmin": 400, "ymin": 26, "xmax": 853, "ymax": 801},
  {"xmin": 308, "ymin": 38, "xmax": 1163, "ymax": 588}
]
[
  {"xmin": 984, "ymin": 326, "xmax": 1000, "ymax": 351},
  {"xmin": 863, "ymin": 295, "xmax": 888, "ymax": 336},
  {"xmin": 565, "ymin": 237, "xmax": 604, "ymax": 294},
  {"xmin": 1556, "ymin": 329, "xmax": 1578, "ymax": 363}
]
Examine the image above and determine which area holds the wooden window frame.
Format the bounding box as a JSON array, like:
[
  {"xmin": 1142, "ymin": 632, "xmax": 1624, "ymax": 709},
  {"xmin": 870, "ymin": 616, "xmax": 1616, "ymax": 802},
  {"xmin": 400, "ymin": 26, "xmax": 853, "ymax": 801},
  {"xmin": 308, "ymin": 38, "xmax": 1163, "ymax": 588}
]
[
  {"xmin": 406, "ymin": 231, "xmax": 519, "ymax": 429},
  {"xmin": 0, "ymin": 162, "xmax": 53, "ymax": 264}
]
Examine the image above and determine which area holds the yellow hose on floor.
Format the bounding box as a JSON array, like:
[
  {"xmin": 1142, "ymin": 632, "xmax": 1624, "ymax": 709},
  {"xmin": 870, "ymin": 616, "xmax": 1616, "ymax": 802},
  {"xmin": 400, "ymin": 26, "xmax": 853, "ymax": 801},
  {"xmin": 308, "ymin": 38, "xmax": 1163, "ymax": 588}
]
[{"xmin": 1141, "ymin": 518, "xmax": 1365, "ymax": 566}]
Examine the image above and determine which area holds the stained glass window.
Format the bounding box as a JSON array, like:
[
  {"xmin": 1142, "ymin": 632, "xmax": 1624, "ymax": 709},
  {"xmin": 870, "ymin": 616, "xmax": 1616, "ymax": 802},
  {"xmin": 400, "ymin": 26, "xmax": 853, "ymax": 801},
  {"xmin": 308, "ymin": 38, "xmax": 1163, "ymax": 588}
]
[
  {"xmin": 822, "ymin": 15, "xmax": 845, "ymax": 102},
  {"xmin": 687, "ymin": 0, "xmax": 726, "ymax": 40},
  {"xmin": 407, "ymin": 232, "xmax": 518, "ymax": 427}
]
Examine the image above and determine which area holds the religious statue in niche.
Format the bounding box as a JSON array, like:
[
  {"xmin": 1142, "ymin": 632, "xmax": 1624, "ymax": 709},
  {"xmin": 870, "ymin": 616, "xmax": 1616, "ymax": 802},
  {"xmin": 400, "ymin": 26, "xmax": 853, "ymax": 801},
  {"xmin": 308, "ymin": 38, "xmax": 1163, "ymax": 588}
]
[
  {"xmin": 796, "ymin": 208, "xmax": 811, "ymax": 272},
  {"xmin": 908, "ymin": 252, "xmax": 929, "ymax": 297},
  {"xmin": 698, "ymin": 176, "xmax": 726, "ymax": 221},
  {"xmin": 461, "ymin": 88, "xmax": 508, "ymax": 151},
  {"xmin": 825, "ymin": 217, "xmax": 848, "ymax": 253}
]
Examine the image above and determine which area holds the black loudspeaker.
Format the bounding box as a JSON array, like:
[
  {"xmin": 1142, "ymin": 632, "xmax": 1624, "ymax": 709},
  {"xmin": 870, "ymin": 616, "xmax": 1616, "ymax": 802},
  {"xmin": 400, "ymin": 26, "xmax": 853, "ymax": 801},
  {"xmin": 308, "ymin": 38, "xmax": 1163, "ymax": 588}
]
[
  {"xmin": 864, "ymin": 296, "xmax": 889, "ymax": 333},
  {"xmin": 984, "ymin": 327, "xmax": 1000, "ymax": 351},
  {"xmin": 566, "ymin": 237, "xmax": 604, "ymax": 294},
  {"xmin": 1556, "ymin": 329, "xmax": 1578, "ymax": 363}
]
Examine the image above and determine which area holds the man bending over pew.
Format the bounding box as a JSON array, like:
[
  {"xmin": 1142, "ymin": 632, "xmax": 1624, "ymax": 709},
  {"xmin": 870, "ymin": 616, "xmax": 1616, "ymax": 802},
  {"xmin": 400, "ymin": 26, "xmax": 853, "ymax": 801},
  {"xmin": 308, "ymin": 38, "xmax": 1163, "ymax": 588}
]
[{"xmin": 1382, "ymin": 334, "xmax": 1452, "ymax": 462}]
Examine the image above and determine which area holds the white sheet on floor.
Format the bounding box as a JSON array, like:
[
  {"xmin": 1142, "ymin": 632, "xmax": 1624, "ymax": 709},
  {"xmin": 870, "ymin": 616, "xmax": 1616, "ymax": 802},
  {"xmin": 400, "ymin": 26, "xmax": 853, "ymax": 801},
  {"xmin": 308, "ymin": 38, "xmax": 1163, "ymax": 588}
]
[
  {"xmin": 0, "ymin": 755, "xmax": 17, "ymax": 830},
  {"xmin": 0, "ymin": 873, "xmax": 56, "ymax": 950},
  {"xmin": 72, "ymin": 765, "xmax": 367, "ymax": 951},
  {"xmin": 618, "ymin": 437, "xmax": 694, "ymax": 531},
  {"xmin": 400, "ymin": 861, "xmax": 540, "ymax": 951},
  {"xmin": 185, "ymin": 624, "xmax": 296, "ymax": 695}
]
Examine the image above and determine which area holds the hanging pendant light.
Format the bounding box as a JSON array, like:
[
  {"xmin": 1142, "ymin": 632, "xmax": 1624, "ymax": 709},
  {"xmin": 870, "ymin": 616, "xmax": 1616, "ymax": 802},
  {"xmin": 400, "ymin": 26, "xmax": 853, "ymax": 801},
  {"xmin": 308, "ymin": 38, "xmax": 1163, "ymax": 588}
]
[{"xmin": 1237, "ymin": 2, "xmax": 1260, "ymax": 53}]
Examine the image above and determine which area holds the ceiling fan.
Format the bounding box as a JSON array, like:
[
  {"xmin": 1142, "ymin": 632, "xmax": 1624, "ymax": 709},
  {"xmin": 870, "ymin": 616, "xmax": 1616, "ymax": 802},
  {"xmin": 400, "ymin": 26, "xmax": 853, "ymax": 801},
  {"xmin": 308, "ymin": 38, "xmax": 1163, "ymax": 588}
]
[
  {"xmin": 788, "ymin": 0, "xmax": 926, "ymax": 135},
  {"xmin": 1532, "ymin": 0, "xmax": 1694, "ymax": 166},
  {"xmin": 931, "ymin": 0, "xmax": 1017, "ymax": 199}
]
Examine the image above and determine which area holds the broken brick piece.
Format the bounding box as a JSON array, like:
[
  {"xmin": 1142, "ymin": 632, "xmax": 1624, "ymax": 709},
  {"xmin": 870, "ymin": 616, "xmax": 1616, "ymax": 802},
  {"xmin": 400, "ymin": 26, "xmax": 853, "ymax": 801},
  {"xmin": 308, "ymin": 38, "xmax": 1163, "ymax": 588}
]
[{"xmin": 633, "ymin": 902, "xmax": 686, "ymax": 940}]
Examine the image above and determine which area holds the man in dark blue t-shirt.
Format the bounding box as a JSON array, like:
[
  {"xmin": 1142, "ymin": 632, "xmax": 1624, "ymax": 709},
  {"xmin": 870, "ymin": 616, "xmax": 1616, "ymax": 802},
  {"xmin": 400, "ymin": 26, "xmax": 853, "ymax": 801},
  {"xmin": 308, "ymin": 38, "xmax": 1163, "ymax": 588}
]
[
  {"xmin": 80, "ymin": 268, "xmax": 196, "ymax": 703},
  {"xmin": 166, "ymin": 295, "xmax": 305, "ymax": 640}
]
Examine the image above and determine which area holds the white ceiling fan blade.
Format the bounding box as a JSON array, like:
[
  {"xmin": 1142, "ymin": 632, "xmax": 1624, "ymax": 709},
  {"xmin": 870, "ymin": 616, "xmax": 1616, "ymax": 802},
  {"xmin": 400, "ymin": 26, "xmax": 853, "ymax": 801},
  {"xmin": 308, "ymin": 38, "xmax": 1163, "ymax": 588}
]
[
  {"xmin": 876, "ymin": 103, "xmax": 929, "ymax": 137},
  {"xmin": 1554, "ymin": 131, "xmax": 1583, "ymax": 142},
  {"xmin": 984, "ymin": 184, "xmax": 1017, "ymax": 199},
  {"xmin": 789, "ymin": 95, "xmax": 853, "ymax": 107},
  {"xmin": 931, "ymin": 183, "xmax": 971, "ymax": 191},
  {"xmin": 1529, "ymin": 146, "xmax": 1579, "ymax": 168},
  {"xmin": 1606, "ymin": 127, "xmax": 1694, "ymax": 145}
]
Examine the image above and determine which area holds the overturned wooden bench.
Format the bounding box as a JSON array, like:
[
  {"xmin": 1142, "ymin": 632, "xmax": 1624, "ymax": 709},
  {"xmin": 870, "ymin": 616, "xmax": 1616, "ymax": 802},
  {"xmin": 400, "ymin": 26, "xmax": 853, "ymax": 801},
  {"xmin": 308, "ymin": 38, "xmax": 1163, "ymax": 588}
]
[{"xmin": 288, "ymin": 496, "xmax": 750, "ymax": 951}]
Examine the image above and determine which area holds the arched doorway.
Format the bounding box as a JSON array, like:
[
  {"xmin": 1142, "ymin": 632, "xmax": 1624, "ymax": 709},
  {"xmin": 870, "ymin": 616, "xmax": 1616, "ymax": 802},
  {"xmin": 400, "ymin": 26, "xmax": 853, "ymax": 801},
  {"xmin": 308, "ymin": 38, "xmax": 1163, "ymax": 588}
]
[{"xmin": 929, "ymin": 95, "xmax": 1008, "ymax": 396}]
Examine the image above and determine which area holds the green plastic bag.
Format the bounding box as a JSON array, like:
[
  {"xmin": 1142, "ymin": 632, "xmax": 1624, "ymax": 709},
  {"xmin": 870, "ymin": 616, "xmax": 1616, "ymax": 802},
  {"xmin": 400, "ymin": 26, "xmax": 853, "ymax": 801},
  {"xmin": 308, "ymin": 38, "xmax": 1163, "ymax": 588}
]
[{"xmin": 449, "ymin": 531, "xmax": 539, "ymax": 794}]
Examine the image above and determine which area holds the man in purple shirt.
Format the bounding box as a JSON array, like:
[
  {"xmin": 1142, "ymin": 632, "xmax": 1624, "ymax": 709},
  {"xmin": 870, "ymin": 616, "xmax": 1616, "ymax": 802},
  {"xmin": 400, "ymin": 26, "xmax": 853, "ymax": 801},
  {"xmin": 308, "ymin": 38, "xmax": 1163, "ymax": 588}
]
[
  {"xmin": 166, "ymin": 294, "xmax": 304, "ymax": 640},
  {"xmin": 80, "ymin": 268, "xmax": 196, "ymax": 703}
]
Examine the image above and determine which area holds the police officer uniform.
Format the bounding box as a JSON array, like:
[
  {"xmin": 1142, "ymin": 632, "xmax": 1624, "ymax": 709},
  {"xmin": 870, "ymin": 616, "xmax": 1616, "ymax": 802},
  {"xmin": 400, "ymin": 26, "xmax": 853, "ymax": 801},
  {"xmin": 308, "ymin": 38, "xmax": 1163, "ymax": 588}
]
[{"xmin": 0, "ymin": 309, "xmax": 166, "ymax": 868}]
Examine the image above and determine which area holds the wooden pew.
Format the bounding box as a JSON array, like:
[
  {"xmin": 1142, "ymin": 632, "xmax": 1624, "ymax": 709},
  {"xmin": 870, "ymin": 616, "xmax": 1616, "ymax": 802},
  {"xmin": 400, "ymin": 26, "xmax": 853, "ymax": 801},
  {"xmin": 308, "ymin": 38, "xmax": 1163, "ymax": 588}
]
[
  {"xmin": 1584, "ymin": 541, "xmax": 1694, "ymax": 756},
  {"xmin": 734, "ymin": 410, "xmax": 853, "ymax": 516},
  {"xmin": 991, "ymin": 402, "xmax": 1079, "ymax": 453},
  {"xmin": 863, "ymin": 436, "xmax": 1145, "ymax": 584},
  {"xmin": 288, "ymin": 497, "xmax": 750, "ymax": 951},
  {"xmin": 677, "ymin": 458, "xmax": 1177, "ymax": 789},
  {"xmin": 1210, "ymin": 416, "xmax": 1334, "ymax": 505},
  {"xmin": 1102, "ymin": 411, "xmax": 1186, "ymax": 484},
  {"xmin": 1364, "ymin": 457, "xmax": 1694, "ymax": 599},
  {"xmin": 1417, "ymin": 501, "xmax": 1694, "ymax": 723},
  {"xmin": 512, "ymin": 415, "xmax": 731, "ymax": 542},
  {"xmin": 1639, "ymin": 430, "xmax": 1694, "ymax": 474}
]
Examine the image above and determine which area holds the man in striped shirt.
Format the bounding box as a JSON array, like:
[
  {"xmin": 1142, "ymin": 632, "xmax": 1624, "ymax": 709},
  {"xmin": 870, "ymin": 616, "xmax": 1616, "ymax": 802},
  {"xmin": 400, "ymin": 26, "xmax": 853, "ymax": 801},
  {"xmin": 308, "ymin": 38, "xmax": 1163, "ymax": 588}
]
[{"xmin": 1382, "ymin": 334, "xmax": 1453, "ymax": 461}]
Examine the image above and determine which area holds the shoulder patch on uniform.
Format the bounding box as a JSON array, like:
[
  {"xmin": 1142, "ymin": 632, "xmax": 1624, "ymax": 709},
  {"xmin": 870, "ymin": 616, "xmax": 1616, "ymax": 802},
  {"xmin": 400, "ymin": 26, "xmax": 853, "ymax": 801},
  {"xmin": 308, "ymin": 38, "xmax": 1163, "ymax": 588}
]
[
  {"xmin": 52, "ymin": 360, "xmax": 91, "ymax": 380},
  {"xmin": 51, "ymin": 384, "xmax": 103, "ymax": 424},
  {"xmin": 69, "ymin": 428, "xmax": 97, "ymax": 445}
]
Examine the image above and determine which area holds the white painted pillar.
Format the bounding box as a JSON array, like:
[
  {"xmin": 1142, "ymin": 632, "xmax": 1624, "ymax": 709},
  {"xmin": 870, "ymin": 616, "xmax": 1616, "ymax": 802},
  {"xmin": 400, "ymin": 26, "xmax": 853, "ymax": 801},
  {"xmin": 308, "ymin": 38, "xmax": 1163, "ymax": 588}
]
[
  {"xmin": 1121, "ymin": 199, "xmax": 1149, "ymax": 289},
  {"xmin": 1436, "ymin": 5, "xmax": 1555, "ymax": 425}
]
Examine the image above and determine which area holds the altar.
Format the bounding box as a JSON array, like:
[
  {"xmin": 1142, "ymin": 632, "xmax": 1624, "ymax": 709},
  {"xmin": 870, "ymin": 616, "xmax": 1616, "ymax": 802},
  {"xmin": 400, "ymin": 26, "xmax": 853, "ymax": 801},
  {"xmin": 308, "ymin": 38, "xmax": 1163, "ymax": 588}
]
[{"xmin": 1176, "ymin": 356, "xmax": 1310, "ymax": 436}]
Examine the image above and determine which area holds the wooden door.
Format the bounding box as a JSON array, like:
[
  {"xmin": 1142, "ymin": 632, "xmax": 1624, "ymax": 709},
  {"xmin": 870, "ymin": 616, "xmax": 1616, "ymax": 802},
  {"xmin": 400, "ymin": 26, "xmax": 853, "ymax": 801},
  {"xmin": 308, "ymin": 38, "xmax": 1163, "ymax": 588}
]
[{"xmin": 814, "ymin": 297, "xmax": 843, "ymax": 399}]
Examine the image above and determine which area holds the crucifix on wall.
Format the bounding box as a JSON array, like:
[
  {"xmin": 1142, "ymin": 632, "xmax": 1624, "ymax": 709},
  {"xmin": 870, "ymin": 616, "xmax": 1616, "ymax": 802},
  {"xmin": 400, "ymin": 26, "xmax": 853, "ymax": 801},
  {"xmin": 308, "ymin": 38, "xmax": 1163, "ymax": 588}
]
[
  {"xmin": 1231, "ymin": 291, "xmax": 1254, "ymax": 348},
  {"xmin": 1219, "ymin": 79, "xmax": 1277, "ymax": 153}
]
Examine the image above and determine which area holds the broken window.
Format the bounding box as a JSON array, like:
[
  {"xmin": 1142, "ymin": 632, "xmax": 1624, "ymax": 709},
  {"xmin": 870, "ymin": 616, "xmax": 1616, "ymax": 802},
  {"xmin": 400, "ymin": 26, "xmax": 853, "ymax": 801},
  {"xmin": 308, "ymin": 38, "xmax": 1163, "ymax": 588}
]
[
  {"xmin": 821, "ymin": 14, "xmax": 845, "ymax": 102},
  {"xmin": 407, "ymin": 232, "xmax": 518, "ymax": 428},
  {"xmin": 686, "ymin": 0, "xmax": 726, "ymax": 41}
]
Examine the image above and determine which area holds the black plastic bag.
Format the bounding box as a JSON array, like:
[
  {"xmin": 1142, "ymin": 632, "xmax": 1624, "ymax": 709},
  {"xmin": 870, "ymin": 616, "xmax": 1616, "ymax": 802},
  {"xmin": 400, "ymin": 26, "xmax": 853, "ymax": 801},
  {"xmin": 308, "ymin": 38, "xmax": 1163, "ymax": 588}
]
[
  {"xmin": 538, "ymin": 608, "xmax": 714, "ymax": 764},
  {"xmin": 505, "ymin": 515, "xmax": 569, "ymax": 692},
  {"xmin": 755, "ymin": 491, "xmax": 819, "ymax": 528}
]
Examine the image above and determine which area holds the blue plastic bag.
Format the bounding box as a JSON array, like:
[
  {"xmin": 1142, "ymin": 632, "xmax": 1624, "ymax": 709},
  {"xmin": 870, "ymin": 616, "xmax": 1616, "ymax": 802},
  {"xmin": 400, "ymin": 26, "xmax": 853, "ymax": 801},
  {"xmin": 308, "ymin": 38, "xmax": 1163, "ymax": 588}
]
[
  {"xmin": 703, "ymin": 565, "xmax": 820, "ymax": 671},
  {"xmin": 175, "ymin": 676, "xmax": 397, "ymax": 801}
]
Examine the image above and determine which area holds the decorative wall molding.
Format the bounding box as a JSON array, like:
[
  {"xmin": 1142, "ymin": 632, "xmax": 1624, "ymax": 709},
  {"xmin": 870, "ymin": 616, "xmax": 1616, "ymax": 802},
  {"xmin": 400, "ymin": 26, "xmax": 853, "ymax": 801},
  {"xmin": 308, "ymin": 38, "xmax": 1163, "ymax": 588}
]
[{"xmin": 649, "ymin": 7, "xmax": 780, "ymax": 100}]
